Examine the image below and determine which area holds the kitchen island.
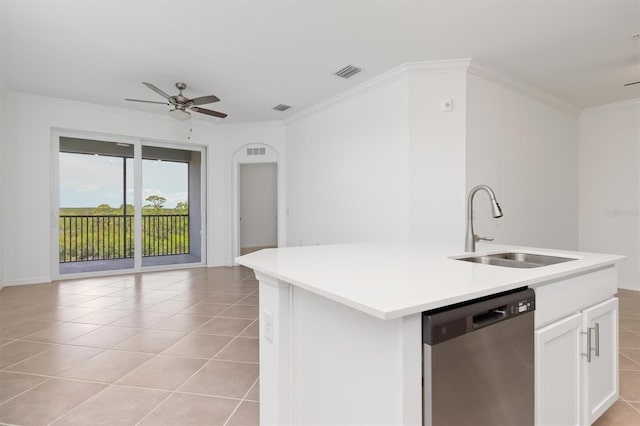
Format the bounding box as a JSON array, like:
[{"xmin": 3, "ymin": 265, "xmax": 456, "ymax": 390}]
[{"xmin": 236, "ymin": 242, "xmax": 624, "ymax": 426}]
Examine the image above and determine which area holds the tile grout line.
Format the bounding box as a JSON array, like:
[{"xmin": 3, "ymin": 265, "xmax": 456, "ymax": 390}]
[
  {"xmin": 0, "ymin": 375, "xmax": 52, "ymax": 409},
  {"xmin": 110, "ymin": 303, "xmax": 258, "ymax": 389},
  {"xmin": 242, "ymin": 377, "xmax": 260, "ymax": 404},
  {"xmin": 134, "ymin": 316, "xmax": 258, "ymax": 426},
  {"xmin": 10, "ymin": 321, "xmax": 111, "ymax": 346},
  {"xmin": 1, "ymin": 368, "xmax": 250, "ymax": 402},
  {"xmin": 1, "ymin": 271, "xmax": 259, "ymax": 425},
  {"xmin": 223, "ymin": 375, "xmax": 261, "ymax": 426},
  {"xmin": 623, "ymin": 399, "xmax": 640, "ymax": 415},
  {"xmin": 0, "ymin": 343, "xmax": 79, "ymax": 372}
]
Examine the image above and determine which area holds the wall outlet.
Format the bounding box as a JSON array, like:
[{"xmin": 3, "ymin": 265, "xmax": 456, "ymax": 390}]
[{"xmin": 264, "ymin": 310, "xmax": 274, "ymax": 343}]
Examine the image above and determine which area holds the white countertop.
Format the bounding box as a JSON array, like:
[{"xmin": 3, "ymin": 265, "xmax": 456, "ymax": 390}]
[{"xmin": 235, "ymin": 242, "xmax": 624, "ymax": 320}]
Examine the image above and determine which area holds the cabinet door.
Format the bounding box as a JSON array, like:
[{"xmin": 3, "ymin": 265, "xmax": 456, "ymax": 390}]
[
  {"xmin": 535, "ymin": 313, "xmax": 582, "ymax": 426},
  {"xmin": 582, "ymin": 297, "xmax": 618, "ymax": 425}
]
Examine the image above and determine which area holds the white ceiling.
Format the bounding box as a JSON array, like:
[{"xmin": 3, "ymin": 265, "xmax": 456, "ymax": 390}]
[{"xmin": 1, "ymin": 0, "xmax": 638, "ymax": 123}]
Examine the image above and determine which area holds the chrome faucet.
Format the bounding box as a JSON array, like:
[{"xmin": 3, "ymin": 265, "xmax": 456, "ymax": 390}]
[{"xmin": 465, "ymin": 185, "xmax": 503, "ymax": 252}]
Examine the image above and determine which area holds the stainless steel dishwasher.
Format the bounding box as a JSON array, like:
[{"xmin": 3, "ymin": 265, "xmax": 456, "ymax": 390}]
[{"xmin": 422, "ymin": 287, "xmax": 535, "ymax": 426}]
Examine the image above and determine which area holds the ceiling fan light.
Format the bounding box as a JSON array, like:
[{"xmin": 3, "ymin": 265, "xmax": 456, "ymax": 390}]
[{"xmin": 169, "ymin": 108, "xmax": 191, "ymax": 121}]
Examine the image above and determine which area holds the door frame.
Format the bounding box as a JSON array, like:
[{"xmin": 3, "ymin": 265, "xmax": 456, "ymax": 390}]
[
  {"xmin": 231, "ymin": 143, "xmax": 283, "ymax": 263},
  {"xmin": 50, "ymin": 128, "xmax": 208, "ymax": 280}
]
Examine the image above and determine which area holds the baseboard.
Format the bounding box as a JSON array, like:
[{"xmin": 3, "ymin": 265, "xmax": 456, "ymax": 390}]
[
  {"xmin": 618, "ymin": 282, "xmax": 640, "ymax": 292},
  {"xmin": 3, "ymin": 276, "xmax": 52, "ymax": 287}
]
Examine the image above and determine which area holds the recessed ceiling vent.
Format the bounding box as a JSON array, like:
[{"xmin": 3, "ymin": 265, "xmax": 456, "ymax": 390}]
[
  {"xmin": 334, "ymin": 64, "xmax": 362, "ymax": 79},
  {"xmin": 273, "ymin": 104, "xmax": 291, "ymax": 111}
]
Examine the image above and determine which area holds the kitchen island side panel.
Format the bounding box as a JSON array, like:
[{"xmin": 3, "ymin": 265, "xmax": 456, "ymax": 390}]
[
  {"xmin": 256, "ymin": 270, "xmax": 422, "ymax": 425},
  {"xmin": 291, "ymin": 285, "xmax": 422, "ymax": 425}
]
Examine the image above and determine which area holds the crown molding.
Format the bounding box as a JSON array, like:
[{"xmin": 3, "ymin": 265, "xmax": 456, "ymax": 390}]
[
  {"xmin": 403, "ymin": 58, "xmax": 472, "ymax": 75},
  {"xmin": 467, "ymin": 61, "xmax": 580, "ymax": 117},
  {"xmin": 285, "ymin": 58, "xmax": 472, "ymax": 125},
  {"xmin": 221, "ymin": 120, "xmax": 285, "ymax": 130},
  {"xmin": 4, "ymin": 90, "xmax": 224, "ymax": 128},
  {"xmin": 580, "ymin": 98, "xmax": 640, "ymax": 115}
]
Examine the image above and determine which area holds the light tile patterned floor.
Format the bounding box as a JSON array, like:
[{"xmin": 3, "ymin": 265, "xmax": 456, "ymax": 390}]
[
  {"xmin": 1, "ymin": 267, "xmax": 638, "ymax": 425},
  {"xmin": 594, "ymin": 289, "xmax": 640, "ymax": 425},
  {"xmin": 0, "ymin": 267, "xmax": 259, "ymax": 426}
]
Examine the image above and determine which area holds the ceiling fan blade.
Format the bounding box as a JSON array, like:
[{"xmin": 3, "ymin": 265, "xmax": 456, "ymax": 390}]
[
  {"xmin": 624, "ymin": 81, "xmax": 640, "ymax": 86},
  {"xmin": 191, "ymin": 106, "xmax": 227, "ymax": 118},
  {"xmin": 142, "ymin": 82, "xmax": 175, "ymax": 103},
  {"xmin": 125, "ymin": 98, "xmax": 170, "ymax": 105},
  {"xmin": 189, "ymin": 95, "xmax": 220, "ymax": 105}
]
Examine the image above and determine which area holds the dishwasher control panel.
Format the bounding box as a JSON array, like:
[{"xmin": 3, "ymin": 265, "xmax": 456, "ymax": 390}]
[
  {"xmin": 515, "ymin": 299, "xmax": 533, "ymax": 314},
  {"xmin": 423, "ymin": 287, "xmax": 535, "ymax": 345}
]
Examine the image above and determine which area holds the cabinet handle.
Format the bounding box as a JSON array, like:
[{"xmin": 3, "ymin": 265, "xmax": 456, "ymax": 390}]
[
  {"xmin": 581, "ymin": 327, "xmax": 594, "ymax": 363},
  {"xmin": 594, "ymin": 322, "xmax": 600, "ymax": 357}
]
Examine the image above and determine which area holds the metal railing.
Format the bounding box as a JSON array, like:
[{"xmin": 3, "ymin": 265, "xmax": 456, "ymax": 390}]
[
  {"xmin": 59, "ymin": 214, "xmax": 189, "ymax": 262},
  {"xmin": 141, "ymin": 214, "xmax": 190, "ymax": 257}
]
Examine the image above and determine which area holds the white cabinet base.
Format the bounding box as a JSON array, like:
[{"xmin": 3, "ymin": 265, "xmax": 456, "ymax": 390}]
[
  {"xmin": 582, "ymin": 298, "xmax": 618, "ymax": 425},
  {"xmin": 534, "ymin": 294, "xmax": 618, "ymax": 426},
  {"xmin": 535, "ymin": 313, "xmax": 582, "ymax": 426}
]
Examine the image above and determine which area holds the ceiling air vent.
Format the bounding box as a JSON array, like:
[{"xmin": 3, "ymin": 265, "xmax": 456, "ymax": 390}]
[
  {"xmin": 273, "ymin": 104, "xmax": 291, "ymax": 111},
  {"xmin": 334, "ymin": 64, "xmax": 362, "ymax": 79}
]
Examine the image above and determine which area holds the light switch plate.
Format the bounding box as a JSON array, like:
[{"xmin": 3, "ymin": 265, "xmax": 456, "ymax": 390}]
[{"xmin": 264, "ymin": 310, "xmax": 274, "ymax": 342}]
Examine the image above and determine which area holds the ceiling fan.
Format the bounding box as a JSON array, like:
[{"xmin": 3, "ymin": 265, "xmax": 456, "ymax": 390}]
[{"xmin": 126, "ymin": 82, "xmax": 227, "ymax": 120}]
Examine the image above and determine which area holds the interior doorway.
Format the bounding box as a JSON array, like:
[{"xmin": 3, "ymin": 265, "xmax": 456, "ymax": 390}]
[{"xmin": 239, "ymin": 163, "xmax": 278, "ymax": 255}]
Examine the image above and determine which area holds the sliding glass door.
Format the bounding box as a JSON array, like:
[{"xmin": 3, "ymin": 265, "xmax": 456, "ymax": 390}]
[
  {"xmin": 140, "ymin": 144, "xmax": 204, "ymax": 268},
  {"xmin": 55, "ymin": 134, "xmax": 206, "ymax": 277}
]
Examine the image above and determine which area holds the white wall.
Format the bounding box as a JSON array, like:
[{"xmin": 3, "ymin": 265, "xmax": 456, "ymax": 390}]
[
  {"xmin": 466, "ymin": 73, "xmax": 579, "ymax": 250},
  {"xmin": 579, "ymin": 100, "xmax": 640, "ymax": 290},
  {"xmin": 0, "ymin": 80, "xmax": 6, "ymax": 290},
  {"xmin": 285, "ymin": 60, "xmax": 580, "ymax": 252},
  {"xmin": 0, "ymin": 92, "xmax": 225, "ymax": 285},
  {"xmin": 285, "ymin": 76, "xmax": 411, "ymax": 246},
  {"xmin": 240, "ymin": 163, "xmax": 278, "ymax": 248},
  {"xmin": 408, "ymin": 69, "xmax": 467, "ymax": 245}
]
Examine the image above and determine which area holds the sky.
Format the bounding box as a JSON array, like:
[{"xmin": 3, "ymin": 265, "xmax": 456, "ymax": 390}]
[{"xmin": 59, "ymin": 153, "xmax": 188, "ymax": 208}]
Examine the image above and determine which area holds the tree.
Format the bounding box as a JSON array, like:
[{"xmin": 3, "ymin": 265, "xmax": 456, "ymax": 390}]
[
  {"xmin": 144, "ymin": 195, "xmax": 166, "ymax": 211},
  {"xmin": 175, "ymin": 201, "xmax": 188, "ymax": 213},
  {"xmin": 118, "ymin": 204, "xmax": 134, "ymax": 215},
  {"xmin": 93, "ymin": 204, "xmax": 113, "ymax": 215}
]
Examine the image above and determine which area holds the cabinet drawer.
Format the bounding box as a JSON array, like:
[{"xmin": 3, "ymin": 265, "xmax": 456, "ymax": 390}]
[{"xmin": 534, "ymin": 267, "xmax": 617, "ymax": 328}]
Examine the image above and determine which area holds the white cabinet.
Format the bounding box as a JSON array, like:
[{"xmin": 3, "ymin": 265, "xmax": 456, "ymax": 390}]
[
  {"xmin": 534, "ymin": 296, "xmax": 618, "ymax": 426},
  {"xmin": 536, "ymin": 313, "xmax": 582, "ymax": 426},
  {"xmin": 582, "ymin": 298, "xmax": 618, "ymax": 425}
]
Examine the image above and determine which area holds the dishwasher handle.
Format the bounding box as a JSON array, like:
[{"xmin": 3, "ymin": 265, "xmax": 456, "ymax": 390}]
[{"xmin": 472, "ymin": 306, "xmax": 507, "ymax": 328}]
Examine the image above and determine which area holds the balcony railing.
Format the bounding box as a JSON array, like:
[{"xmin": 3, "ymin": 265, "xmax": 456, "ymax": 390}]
[{"xmin": 59, "ymin": 214, "xmax": 189, "ymax": 263}]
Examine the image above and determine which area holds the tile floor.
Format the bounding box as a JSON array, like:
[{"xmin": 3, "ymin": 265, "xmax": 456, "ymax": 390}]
[
  {"xmin": 0, "ymin": 268, "xmax": 638, "ymax": 425},
  {"xmin": 594, "ymin": 289, "xmax": 640, "ymax": 425},
  {"xmin": 0, "ymin": 267, "xmax": 259, "ymax": 426}
]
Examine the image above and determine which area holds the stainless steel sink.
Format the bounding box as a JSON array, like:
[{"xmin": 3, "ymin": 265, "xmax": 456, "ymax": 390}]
[{"xmin": 455, "ymin": 252, "xmax": 577, "ymax": 268}]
